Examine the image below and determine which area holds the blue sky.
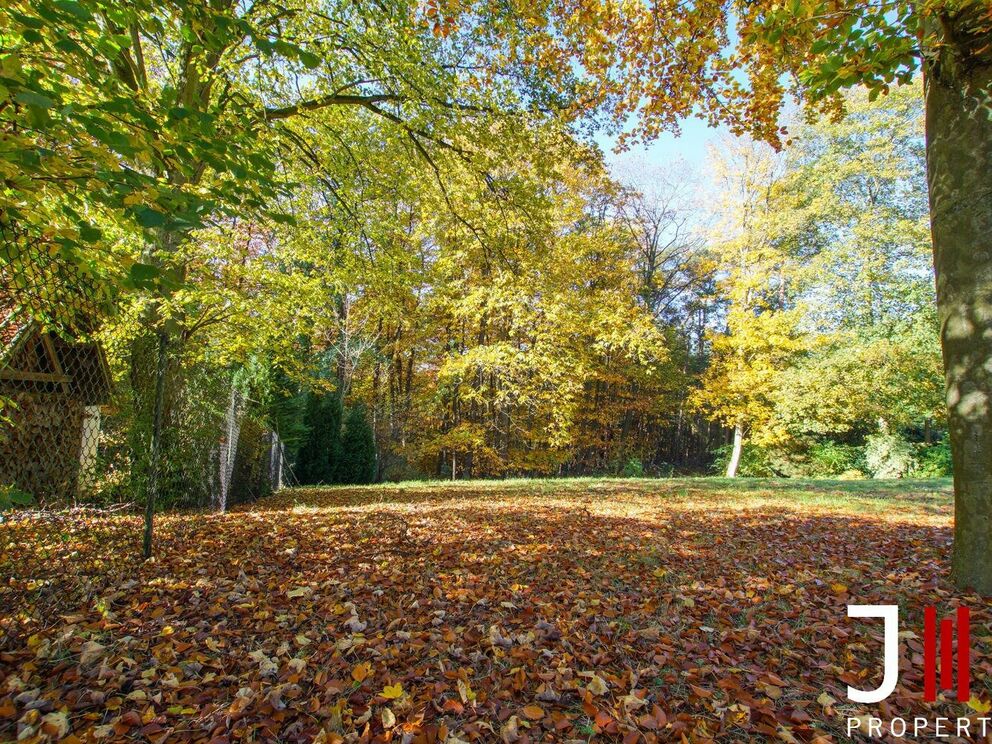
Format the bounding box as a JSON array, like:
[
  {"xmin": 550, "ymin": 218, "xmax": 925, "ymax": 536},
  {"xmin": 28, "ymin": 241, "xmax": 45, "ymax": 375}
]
[{"xmin": 595, "ymin": 115, "xmax": 728, "ymax": 190}]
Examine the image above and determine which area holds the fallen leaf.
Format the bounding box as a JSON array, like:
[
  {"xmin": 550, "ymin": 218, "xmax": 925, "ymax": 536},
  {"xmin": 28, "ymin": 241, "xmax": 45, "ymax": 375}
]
[
  {"xmin": 352, "ymin": 663, "xmax": 372, "ymax": 682},
  {"xmin": 521, "ymin": 704, "xmax": 545, "ymax": 720},
  {"xmin": 79, "ymin": 641, "xmax": 106, "ymax": 666}
]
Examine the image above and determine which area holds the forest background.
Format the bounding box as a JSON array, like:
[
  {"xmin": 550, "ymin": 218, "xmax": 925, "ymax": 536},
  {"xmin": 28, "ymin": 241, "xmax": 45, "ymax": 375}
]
[{"xmin": 0, "ymin": 0, "xmax": 945, "ymax": 508}]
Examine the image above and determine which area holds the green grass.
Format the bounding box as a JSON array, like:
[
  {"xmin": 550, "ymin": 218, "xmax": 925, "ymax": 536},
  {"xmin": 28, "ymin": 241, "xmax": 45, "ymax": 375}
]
[
  {"xmin": 289, "ymin": 474, "xmax": 952, "ymax": 493},
  {"xmin": 274, "ymin": 475, "xmax": 952, "ymax": 522}
]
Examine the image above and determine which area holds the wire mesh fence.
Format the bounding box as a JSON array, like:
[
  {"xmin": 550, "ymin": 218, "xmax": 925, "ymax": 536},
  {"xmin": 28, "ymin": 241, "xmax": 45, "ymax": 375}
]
[{"xmin": 1, "ymin": 236, "xmax": 288, "ymax": 510}]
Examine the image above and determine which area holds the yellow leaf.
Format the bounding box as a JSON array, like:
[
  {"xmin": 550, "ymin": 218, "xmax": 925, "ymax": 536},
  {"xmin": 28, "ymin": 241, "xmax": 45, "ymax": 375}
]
[
  {"xmin": 830, "ymin": 583, "xmax": 848, "ymax": 594},
  {"xmin": 816, "ymin": 692, "xmax": 837, "ymax": 713},
  {"xmin": 457, "ymin": 678, "xmax": 476, "ymax": 704},
  {"xmin": 968, "ymin": 696, "xmax": 992, "ymax": 714},
  {"xmin": 382, "ymin": 683, "xmax": 404, "ymax": 700},
  {"xmin": 583, "ymin": 672, "xmax": 609, "ymax": 695}
]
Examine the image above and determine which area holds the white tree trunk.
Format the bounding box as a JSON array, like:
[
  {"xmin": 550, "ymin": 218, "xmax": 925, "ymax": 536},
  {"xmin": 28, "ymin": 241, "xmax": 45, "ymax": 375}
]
[
  {"xmin": 726, "ymin": 424, "xmax": 744, "ymax": 478},
  {"xmin": 77, "ymin": 405, "xmax": 102, "ymax": 497},
  {"xmin": 217, "ymin": 386, "xmax": 242, "ymax": 512}
]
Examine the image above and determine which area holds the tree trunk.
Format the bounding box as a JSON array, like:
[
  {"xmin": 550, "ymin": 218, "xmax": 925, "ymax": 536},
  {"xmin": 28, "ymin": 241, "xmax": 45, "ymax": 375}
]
[
  {"xmin": 726, "ymin": 423, "xmax": 743, "ymax": 478},
  {"xmin": 137, "ymin": 226, "xmax": 188, "ymax": 558},
  {"xmin": 218, "ymin": 382, "xmax": 242, "ymax": 513},
  {"xmin": 143, "ymin": 330, "xmax": 169, "ymax": 559},
  {"xmin": 924, "ymin": 20, "xmax": 992, "ymax": 593}
]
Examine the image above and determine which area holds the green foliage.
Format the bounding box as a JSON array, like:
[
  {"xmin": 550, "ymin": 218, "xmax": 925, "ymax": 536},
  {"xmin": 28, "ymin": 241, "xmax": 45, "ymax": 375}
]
[
  {"xmin": 338, "ymin": 405, "xmax": 376, "ymax": 485},
  {"xmin": 711, "ymin": 444, "xmax": 777, "ymax": 478},
  {"xmin": 621, "ymin": 458, "xmax": 645, "ymax": 478},
  {"xmin": 296, "ymin": 393, "xmax": 342, "ymax": 486},
  {"xmin": 913, "ymin": 441, "xmax": 953, "ymax": 478},
  {"xmin": 865, "ymin": 431, "xmax": 917, "ymax": 479},
  {"xmin": 267, "ymin": 372, "xmax": 310, "ymax": 461},
  {"xmin": 710, "ymin": 434, "xmax": 942, "ymax": 481},
  {"xmin": 806, "ymin": 441, "xmax": 864, "ymax": 478},
  {"xmin": 693, "ymin": 85, "xmax": 942, "ymax": 475},
  {"xmin": 0, "ymin": 484, "xmax": 34, "ymax": 511}
]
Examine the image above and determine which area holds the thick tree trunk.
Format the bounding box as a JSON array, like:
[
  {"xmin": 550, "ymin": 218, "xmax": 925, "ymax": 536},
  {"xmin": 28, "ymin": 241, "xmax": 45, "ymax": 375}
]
[
  {"xmin": 726, "ymin": 423, "xmax": 743, "ymax": 478},
  {"xmin": 924, "ymin": 28, "xmax": 992, "ymax": 593}
]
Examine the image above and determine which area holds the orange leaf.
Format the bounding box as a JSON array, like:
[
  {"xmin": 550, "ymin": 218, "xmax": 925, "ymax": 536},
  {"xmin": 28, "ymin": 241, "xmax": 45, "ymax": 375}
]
[
  {"xmin": 352, "ymin": 663, "xmax": 371, "ymax": 682},
  {"xmin": 442, "ymin": 699, "xmax": 464, "ymax": 715},
  {"xmin": 522, "ymin": 704, "xmax": 545, "ymax": 720},
  {"xmin": 762, "ymin": 683, "xmax": 783, "ymax": 700}
]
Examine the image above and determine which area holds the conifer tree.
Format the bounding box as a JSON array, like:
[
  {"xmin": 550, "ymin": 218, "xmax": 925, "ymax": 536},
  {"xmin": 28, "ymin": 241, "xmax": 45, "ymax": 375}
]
[
  {"xmin": 296, "ymin": 394, "xmax": 342, "ymax": 485},
  {"xmin": 338, "ymin": 405, "xmax": 376, "ymax": 485}
]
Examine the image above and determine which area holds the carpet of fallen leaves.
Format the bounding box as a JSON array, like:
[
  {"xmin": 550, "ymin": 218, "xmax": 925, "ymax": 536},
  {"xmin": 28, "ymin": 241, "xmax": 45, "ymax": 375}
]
[{"xmin": 1, "ymin": 478, "xmax": 988, "ymax": 743}]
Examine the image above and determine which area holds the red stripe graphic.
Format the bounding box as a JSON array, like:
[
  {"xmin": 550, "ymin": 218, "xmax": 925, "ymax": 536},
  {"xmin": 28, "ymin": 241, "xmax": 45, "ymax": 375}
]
[
  {"xmin": 958, "ymin": 605, "xmax": 971, "ymax": 703},
  {"xmin": 941, "ymin": 617, "xmax": 954, "ymax": 690},
  {"xmin": 924, "ymin": 606, "xmax": 937, "ymax": 702}
]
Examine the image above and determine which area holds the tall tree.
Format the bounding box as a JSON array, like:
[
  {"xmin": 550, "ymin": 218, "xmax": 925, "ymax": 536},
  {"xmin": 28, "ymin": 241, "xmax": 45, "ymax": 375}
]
[
  {"xmin": 767, "ymin": 84, "xmax": 943, "ymax": 443},
  {"xmin": 693, "ymin": 139, "xmax": 805, "ymax": 476}
]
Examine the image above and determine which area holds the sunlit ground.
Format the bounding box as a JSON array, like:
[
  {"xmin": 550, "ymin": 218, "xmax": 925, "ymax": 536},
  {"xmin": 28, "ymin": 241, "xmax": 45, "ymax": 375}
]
[{"xmin": 2, "ymin": 477, "xmax": 986, "ymax": 743}]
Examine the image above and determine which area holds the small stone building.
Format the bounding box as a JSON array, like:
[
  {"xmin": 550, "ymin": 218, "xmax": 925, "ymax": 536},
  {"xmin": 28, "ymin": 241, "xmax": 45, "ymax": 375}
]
[{"xmin": 0, "ymin": 302, "xmax": 112, "ymax": 502}]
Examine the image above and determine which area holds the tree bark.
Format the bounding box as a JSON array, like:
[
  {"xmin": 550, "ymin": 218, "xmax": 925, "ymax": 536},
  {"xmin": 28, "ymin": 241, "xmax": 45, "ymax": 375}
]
[
  {"xmin": 726, "ymin": 423, "xmax": 743, "ymax": 478},
  {"xmin": 136, "ymin": 225, "xmax": 188, "ymax": 558},
  {"xmin": 143, "ymin": 330, "xmax": 168, "ymax": 559},
  {"xmin": 924, "ymin": 16, "xmax": 992, "ymax": 593}
]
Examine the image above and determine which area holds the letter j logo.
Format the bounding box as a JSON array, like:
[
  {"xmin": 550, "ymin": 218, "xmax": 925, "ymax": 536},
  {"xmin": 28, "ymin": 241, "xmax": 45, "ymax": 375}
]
[{"xmin": 846, "ymin": 604, "xmax": 971, "ymax": 704}]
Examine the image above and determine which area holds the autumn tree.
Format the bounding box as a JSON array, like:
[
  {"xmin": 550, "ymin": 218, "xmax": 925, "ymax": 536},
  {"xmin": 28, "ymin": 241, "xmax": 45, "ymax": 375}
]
[
  {"xmin": 695, "ymin": 86, "xmax": 943, "ymax": 477},
  {"xmin": 600, "ymin": 171, "xmax": 716, "ymax": 472},
  {"xmin": 768, "ymin": 83, "xmax": 944, "ymax": 445},
  {"xmin": 692, "ymin": 139, "xmax": 805, "ymax": 476}
]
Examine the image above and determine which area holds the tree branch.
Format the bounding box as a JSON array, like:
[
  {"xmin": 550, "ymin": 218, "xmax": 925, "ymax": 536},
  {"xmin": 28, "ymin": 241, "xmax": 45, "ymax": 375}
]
[{"xmin": 264, "ymin": 93, "xmax": 403, "ymax": 120}]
